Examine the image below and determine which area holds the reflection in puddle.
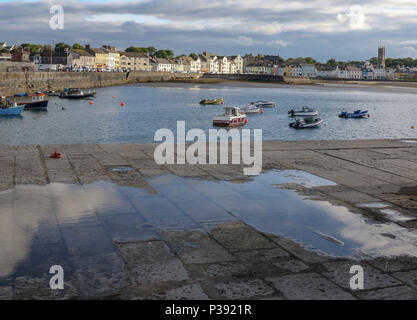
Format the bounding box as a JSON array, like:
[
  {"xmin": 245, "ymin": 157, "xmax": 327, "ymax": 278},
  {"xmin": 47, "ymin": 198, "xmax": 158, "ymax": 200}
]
[
  {"xmin": 380, "ymin": 209, "xmax": 415, "ymax": 222},
  {"xmin": 1, "ymin": 170, "xmax": 417, "ymax": 279}
]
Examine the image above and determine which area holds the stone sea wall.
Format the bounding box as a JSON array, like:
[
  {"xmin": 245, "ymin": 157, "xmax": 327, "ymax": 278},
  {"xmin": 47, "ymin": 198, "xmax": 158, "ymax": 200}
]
[{"xmin": 0, "ymin": 71, "xmax": 201, "ymax": 96}]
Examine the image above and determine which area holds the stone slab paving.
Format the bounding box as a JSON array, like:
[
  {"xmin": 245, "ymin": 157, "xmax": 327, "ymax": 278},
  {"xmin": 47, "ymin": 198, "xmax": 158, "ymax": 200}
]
[{"xmin": 1, "ymin": 139, "xmax": 417, "ymax": 299}]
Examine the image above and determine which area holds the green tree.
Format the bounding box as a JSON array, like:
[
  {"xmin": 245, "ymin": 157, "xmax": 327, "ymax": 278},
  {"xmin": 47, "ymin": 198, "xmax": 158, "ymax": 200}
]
[
  {"xmin": 326, "ymin": 59, "xmax": 338, "ymax": 67},
  {"xmin": 40, "ymin": 45, "xmax": 53, "ymax": 56},
  {"xmin": 304, "ymin": 57, "xmax": 316, "ymax": 64},
  {"xmin": 155, "ymin": 49, "xmax": 168, "ymax": 59},
  {"xmin": 165, "ymin": 49, "xmax": 174, "ymax": 59},
  {"xmin": 189, "ymin": 53, "xmax": 198, "ymax": 60},
  {"xmin": 147, "ymin": 46, "xmax": 157, "ymax": 56},
  {"xmin": 21, "ymin": 43, "xmax": 42, "ymax": 56},
  {"xmin": 72, "ymin": 43, "xmax": 84, "ymax": 50}
]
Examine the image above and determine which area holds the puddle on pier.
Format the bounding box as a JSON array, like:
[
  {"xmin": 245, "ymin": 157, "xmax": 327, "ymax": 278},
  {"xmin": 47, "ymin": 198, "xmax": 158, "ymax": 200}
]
[{"xmin": 1, "ymin": 170, "xmax": 417, "ymax": 280}]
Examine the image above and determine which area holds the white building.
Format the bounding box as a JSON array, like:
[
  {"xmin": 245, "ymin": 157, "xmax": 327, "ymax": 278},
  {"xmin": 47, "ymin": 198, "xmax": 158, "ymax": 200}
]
[
  {"xmin": 228, "ymin": 55, "xmax": 243, "ymax": 74},
  {"xmin": 189, "ymin": 56, "xmax": 201, "ymax": 73},
  {"xmin": 374, "ymin": 67, "xmax": 386, "ymax": 79},
  {"xmin": 347, "ymin": 66, "xmax": 362, "ymax": 79},
  {"xmin": 152, "ymin": 58, "xmax": 172, "ymax": 72}
]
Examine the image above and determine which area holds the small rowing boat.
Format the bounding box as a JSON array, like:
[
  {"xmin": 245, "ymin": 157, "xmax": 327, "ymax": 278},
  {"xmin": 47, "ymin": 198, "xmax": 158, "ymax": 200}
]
[
  {"xmin": 288, "ymin": 106, "xmax": 318, "ymax": 117},
  {"xmin": 290, "ymin": 117, "xmax": 323, "ymax": 129},
  {"xmin": 338, "ymin": 110, "xmax": 369, "ymax": 118},
  {"xmin": 199, "ymin": 98, "xmax": 223, "ymax": 105},
  {"xmin": 252, "ymin": 100, "xmax": 275, "ymax": 108}
]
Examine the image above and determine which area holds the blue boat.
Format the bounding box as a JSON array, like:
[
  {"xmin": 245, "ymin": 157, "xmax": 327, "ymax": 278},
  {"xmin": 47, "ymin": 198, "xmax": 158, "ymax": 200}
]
[
  {"xmin": 339, "ymin": 110, "xmax": 369, "ymax": 118},
  {"xmin": 0, "ymin": 99, "xmax": 24, "ymax": 116}
]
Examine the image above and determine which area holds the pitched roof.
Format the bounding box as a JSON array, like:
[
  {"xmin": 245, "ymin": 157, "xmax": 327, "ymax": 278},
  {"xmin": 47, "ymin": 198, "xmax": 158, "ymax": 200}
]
[{"xmin": 119, "ymin": 51, "xmax": 149, "ymax": 58}]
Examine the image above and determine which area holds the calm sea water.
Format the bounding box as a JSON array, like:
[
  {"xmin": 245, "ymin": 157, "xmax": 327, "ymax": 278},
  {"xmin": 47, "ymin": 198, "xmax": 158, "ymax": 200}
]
[{"xmin": 1, "ymin": 82, "xmax": 417, "ymax": 145}]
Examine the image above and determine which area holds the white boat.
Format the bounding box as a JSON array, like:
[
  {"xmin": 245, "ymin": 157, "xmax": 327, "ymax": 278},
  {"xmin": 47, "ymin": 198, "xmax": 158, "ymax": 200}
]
[
  {"xmin": 252, "ymin": 100, "xmax": 275, "ymax": 108},
  {"xmin": 288, "ymin": 106, "xmax": 319, "ymax": 117},
  {"xmin": 241, "ymin": 103, "xmax": 261, "ymax": 114},
  {"xmin": 289, "ymin": 117, "xmax": 323, "ymax": 129},
  {"xmin": 213, "ymin": 106, "xmax": 247, "ymax": 127}
]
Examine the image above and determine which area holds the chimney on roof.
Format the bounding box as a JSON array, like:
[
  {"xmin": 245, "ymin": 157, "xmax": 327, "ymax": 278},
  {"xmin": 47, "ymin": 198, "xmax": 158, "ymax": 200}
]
[{"xmin": 86, "ymin": 44, "xmax": 91, "ymax": 49}]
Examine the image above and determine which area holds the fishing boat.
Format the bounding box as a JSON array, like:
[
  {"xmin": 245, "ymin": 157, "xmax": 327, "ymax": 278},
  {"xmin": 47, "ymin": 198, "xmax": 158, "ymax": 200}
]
[
  {"xmin": 241, "ymin": 103, "xmax": 262, "ymax": 114},
  {"xmin": 288, "ymin": 106, "xmax": 319, "ymax": 117},
  {"xmin": 252, "ymin": 100, "xmax": 275, "ymax": 108},
  {"xmin": 21, "ymin": 92, "xmax": 48, "ymax": 110},
  {"xmin": 199, "ymin": 98, "xmax": 223, "ymax": 105},
  {"xmin": 338, "ymin": 110, "xmax": 369, "ymax": 118},
  {"xmin": 0, "ymin": 98, "xmax": 23, "ymax": 116},
  {"xmin": 59, "ymin": 88, "xmax": 96, "ymax": 99},
  {"xmin": 213, "ymin": 106, "xmax": 247, "ymax": 127},
  {"xmin": 45, "ymin": 91, "xmax": 61, "ymax": 97},
  {"xmin": 289, "ymin": 117, "xmax": 323, "ymax": 129}
]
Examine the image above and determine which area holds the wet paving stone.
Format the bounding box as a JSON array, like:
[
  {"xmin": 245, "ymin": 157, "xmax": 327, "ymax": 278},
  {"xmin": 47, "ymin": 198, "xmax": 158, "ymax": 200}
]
[
  {"xmin": 267, "ymin": 273, "xmax": 356, "ymax": 300},
  {"xmin": 206, "ymin": 262, "xmax": 249, "ymax": 278},
  {"xmin": 274, "ymin": 259, "xmax": 310, "ymax": 273},
  {"xmin": 2, "ymin": 140, "xmax": 417, "ymax": 299},
  {"xmin": 117, "ymin": 240, "xmax": 189, "ymax": 285},
  {"xmin": 14, "ymin": 276, "xmax": 78, "ymax": 300},
  {"xmin": 207, "ymin": 221, "xmax": 277, "ymax": 253},
  {"xmin": 356, "ymin": 286, "xmax": 417, "ymax": 300},
  {"xmin": 162, "ymin": 230, "xmax": 235, "ymax": 264},
  {"xmin": 215, "ymin": 279, "xmax": 275, "ymax": 299},
  {"xmin": 161, "ymin": 284, "xmax": 210, "ymax": 300},
  {"xmin": 71, "ymin": 252, "xmax": 129, "ymax": 298},
  {"xmin": 322, "ymin": 261, "xmax": 402, "ymax": 290}
]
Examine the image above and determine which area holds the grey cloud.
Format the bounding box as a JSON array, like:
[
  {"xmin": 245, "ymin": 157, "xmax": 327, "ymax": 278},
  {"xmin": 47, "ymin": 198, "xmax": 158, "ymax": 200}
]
[{"xmin": 0, "ymin": 0, "xmax": 416, "ymax": 61}]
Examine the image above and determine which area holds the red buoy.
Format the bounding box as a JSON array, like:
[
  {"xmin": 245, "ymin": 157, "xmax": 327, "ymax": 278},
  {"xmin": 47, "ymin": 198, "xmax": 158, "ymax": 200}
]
[
  {"xmin": 112, "ymin": 96, "xmax": 116, "ymax": 98},
  {"xmin": 245, "ymin": 119, "xmax": 248, "ymax": 123},
  {"xmin": 121, "ymin": 102, "xmax": 125, "ymax": 107},
  {"xmin": 89, "ymin": 101, "xmax": 93, "ymax": 105},
  {"xmin": 50, "ymin": 151, "xmax": 62, "ymax": 159}
]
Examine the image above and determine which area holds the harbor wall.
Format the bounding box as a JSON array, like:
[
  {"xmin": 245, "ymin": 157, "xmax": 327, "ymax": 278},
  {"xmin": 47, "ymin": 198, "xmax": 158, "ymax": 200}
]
[
  {"xmin": 199, "ymin": 73, "xmax": 314, "ymax": 84},
  {"xmin": 0, "ymin": 71, "xmax": 201, "ymax": 96}
]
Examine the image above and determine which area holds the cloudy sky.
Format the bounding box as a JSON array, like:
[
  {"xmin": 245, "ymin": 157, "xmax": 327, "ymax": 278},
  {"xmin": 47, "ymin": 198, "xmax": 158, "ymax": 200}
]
[{"xmin": 1, "ymin": 0, "xmax": 417, "ymax": 61}]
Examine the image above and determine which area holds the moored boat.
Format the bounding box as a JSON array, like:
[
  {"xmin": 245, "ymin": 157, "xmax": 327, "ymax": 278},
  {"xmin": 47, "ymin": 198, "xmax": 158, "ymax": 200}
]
[
  {"xmin": 338, "ymin": 110, "xmax": 369, "ymax": 118},
  {"xmin": 252, "ymin": 100, "xmax": 275, "ymax": 108},
  {"xmin": 241, "ymin": 103, "xmax": 262, "ymax": 114},
  {"xmin": 199, "ymin": 98, "xmax": 223, "ymax": 105},
  {"xmin": 289, "ymin": 117, "xmax": 323, "ymax": 129},
  {"xmin": 288, "ymin": 106, "xmax": 319, "ymax": 117},
  {"xmin": 59, "ymin": 88, "xmax": 96, "ymax": 99},
  {"xmin": 20, "ymin": 92, "xmax": 48, "ymax": 110},
  {"xmin": 0, "ymin": 98, "xmax": 24, "ymax": 116},
  {"xmin": 213, "ymin": 106, "xmax": 247, "ymax": 127}
]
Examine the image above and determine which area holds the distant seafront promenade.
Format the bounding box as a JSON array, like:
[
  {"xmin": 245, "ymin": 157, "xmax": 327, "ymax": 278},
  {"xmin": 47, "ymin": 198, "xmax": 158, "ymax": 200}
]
[{"xmin": 1, "ymin": 139, "xmax": 417, "ymax": 299}]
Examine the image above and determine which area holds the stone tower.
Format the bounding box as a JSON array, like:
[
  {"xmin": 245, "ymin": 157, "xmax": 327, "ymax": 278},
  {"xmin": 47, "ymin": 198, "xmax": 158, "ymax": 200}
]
[{"xmin": 378, "ymin": 46, "xmax": 386, "ymax": 68}]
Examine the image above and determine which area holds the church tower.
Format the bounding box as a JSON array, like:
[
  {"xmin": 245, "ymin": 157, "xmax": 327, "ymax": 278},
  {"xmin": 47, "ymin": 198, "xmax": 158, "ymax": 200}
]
[{"xmin": 378, "ymin": 46, "xmax": 386, "ymax": 68}]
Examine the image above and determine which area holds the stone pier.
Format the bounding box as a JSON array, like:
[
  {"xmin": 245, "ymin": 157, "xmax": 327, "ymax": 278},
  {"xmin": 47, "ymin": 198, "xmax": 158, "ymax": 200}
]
[{"xmin": 1, "ymin": 139, "xmax": 417, "ymax": 300}]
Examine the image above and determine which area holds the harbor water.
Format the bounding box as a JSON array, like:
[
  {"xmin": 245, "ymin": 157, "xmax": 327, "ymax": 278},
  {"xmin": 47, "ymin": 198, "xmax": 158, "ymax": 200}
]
[{"xmin": 1, "ymin": 82, "xmax": 417, "ymax": 145}]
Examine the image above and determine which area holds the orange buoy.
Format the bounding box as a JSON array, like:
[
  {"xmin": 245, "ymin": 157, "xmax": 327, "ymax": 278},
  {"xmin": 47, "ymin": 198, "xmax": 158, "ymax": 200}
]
[
  {"xmin": 260, "ymin": 108, "xmax": 264, "ymax": 114},
  {"xmin": 89, "ymin": 100, "xmax": 93, "ymax": 105},
  {"xmin": 121, "ymin": 102, "xmax": 125, "ymax": 107},
  {"xmin": 112, "ymin": 96, "xmax": 116, "ymax": 98},
  {"xmin": 50, "ymin": 151, "xmax": 62, "ymax": 159},
  {"xmin": 412, "ymin": 126, "xmax": 415, "ymax": 129}
]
